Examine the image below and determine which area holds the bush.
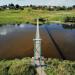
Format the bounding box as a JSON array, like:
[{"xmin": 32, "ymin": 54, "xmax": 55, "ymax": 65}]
[
  {"xmin": 45, "ymin": 58, "xmax": 75, "ymax": 75},
  {"xmin": 0, "ymin": 57, "xmax": 36, "ymax": 75},
  {"xmin": 64, "ymin": 16, "xmax": 75, "ymax": 23}
]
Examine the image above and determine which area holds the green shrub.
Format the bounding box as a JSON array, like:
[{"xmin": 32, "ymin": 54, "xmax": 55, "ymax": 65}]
[
  {"xmin": 64, "ymin": 16, "xmax": 75, "ymax": 23},
  {"xmin": 0, "ymin": 57, "xmax": 36, "ymax": 75},
  {"xmin": 45, "ymin": 58, "xmax": 75, "ymax": 75}
]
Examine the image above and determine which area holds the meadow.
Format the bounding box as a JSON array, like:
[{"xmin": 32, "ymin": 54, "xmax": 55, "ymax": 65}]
[{"xmin": 0, "ymin": 7, "xmax": 75, "ymax": 25}]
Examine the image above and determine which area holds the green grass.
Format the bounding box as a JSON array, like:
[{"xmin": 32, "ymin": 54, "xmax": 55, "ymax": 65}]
[
  {"xmin": 0, "ymin": 57, "xmax": 75, "ymax": 75},
  {"xmin": 0, "ymin": 57, "xmax": 36, "ymax": 75},
  {"xmin": 45, "ymin": 58, "xmax": 75, "ymax": 75},
  {"xmin": 0, "ymin": 8, "xmax": 75, "ymax": 25}
]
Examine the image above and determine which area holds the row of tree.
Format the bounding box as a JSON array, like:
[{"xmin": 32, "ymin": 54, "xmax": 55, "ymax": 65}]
[
  {"xmin": 0, "ymin": 3, "xmax": 75, "ymax": 11},
  {"xmin": 29, "ymin": 5, "xmax": 75, "ymax": 11},
  {"xmin": 0, "ymin": 4, "xmax": 24, "ymax": 10}
]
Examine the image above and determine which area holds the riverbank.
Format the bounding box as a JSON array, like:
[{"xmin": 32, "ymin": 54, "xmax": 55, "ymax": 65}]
[
  {"xmin": 50, "ymin": 21, "xmax": 75, "ymax": 25},
  {"xmin": 45, "ymin": 58, "xmax": 75, "ymax": 75},
  {"xmin": 0, "ymin": 57, "xmax": 75, "ymax": 75},
  {"xmin": 0, "ymin": 8, "xmax": 75, "ymax": 25}
]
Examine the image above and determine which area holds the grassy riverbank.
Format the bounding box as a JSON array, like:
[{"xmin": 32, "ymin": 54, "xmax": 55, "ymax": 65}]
[
  {"xmin": 0, "ymin": 8, "xmax": 75, "ymax": 25},
  {"xmin": 45, "ymin": 58, "xmax": 75, "ymax": 75},
  {"xmin": 0, "ymin": 57, "xmax": 37, "ymax": 75},
  {"xmin": 0, "ymin": 57, "xmax": 75, "ymax": 75}
]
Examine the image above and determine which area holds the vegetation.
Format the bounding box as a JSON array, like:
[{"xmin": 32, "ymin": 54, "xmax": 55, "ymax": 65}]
[
  {"xmin": 0, "ymin": 4, "xmax": 75, "ymax": 25},
  {"xmin": 0, "ymin": 57, "xmax": 36, "ymax": 75},
  {"xmin": 62, "ymin": 24, "xmax": 75, "ymax": 29},
  {"xmin": 0, "ymin": 4, "xmax": 75, "ymax": 11},
  {"xmin": 0, "ymin": 57, "xmax": 75, "ymax": 75},
  {"xmin": 45, "ymin": 58, "xmax": 75, "ymax": 75},
  {"xmin": 64, "ymin": 16, "xmax": 75, "ymax": 23}
]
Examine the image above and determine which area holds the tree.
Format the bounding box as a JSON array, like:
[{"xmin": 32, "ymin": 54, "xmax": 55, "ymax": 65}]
[
  {"xmin": 64, "ymin": 16, "xmax": 70, "ymax": 22},
  {"xmin": 15, "ymin": 4, "xmax": 20, "ymax": 9},
  {"xmin": 62, "ymin": 6, "xmax": 66, "ymax": 10},
  {"xmin": 67, "ymin": 7, "xmax": 72, "ymax": 10},
  {"xmin": 73, "ymin": 5, "xmax": 75, "ymax": 9},
  {"xmin": 0, "ymin": 7, "xmax": 3, "ymax": 11},
  {"xmin": 20, "ymin": 7, "xmax": 24, "ymax": 10},
  {"xmin": 8, "ymin": 3, "xmax": 15, "ymax": 9},
  {"xmin": 2, "ymin": 5, "xmax": 7, "ymax": 9}
]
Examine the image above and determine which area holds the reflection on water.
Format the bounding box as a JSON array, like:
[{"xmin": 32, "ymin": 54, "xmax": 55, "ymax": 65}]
[
  {"xmin": 62, "ymin": 24, "xmax": 75, "ymax": 29},
  {"xmin": 0, "ymin": 24, "xmax": 75, "ymax": 60},
  {"xmin": 46, "ymin": 24, "xmax": 75, "ymax": 60},
  {"xmin": 0, "ymin": 25, "xmax": 14, "ymax": 35}
]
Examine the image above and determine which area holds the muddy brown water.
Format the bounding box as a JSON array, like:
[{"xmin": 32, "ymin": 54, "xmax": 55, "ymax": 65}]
[{"xmin": 0, "ymin": 24, "xmax": 75, "ymax": 60}]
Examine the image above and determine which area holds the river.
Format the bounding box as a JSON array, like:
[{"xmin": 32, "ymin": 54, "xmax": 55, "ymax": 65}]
[{"xmin": 0, "ymin": 24, "xmax": 75, "ymax": 60}]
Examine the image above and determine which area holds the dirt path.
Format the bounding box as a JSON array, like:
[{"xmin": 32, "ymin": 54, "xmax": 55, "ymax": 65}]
[
  {"xmin": 31, "ymin": 57, "xmax": 46, "ymax": 75},
  {"xmin": 36, "ymin": 67, "xmax": 46, "ymax": 75}
]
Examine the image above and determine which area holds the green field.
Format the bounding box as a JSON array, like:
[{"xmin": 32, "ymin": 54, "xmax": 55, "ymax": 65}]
[{"xmin": 0, "ymin": 8, "xmax": 75, "ymax": 25}]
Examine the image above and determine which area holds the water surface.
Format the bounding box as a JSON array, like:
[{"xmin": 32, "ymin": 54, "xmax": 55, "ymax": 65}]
[{"xmin": 0, "ymin": 24, "xmax": 75, "ymax": 60}]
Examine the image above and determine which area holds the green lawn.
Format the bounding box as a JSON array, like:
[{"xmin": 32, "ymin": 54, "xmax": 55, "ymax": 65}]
[{"xmin": 0, "ymin": 8, "xmax": 75, "ymax": 25}]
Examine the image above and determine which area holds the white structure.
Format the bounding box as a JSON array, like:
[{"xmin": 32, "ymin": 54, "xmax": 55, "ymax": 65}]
[
  {"xmin": 32, "ymin": 19, "xmax": 44, "ymax": 66},
  {"xmin": 33, "ymin": 19, "xmax": 41, "ymax": 66},
  {"xmin": 31, "ymin": 19, "xmax": 46, "ymax": 75}
]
